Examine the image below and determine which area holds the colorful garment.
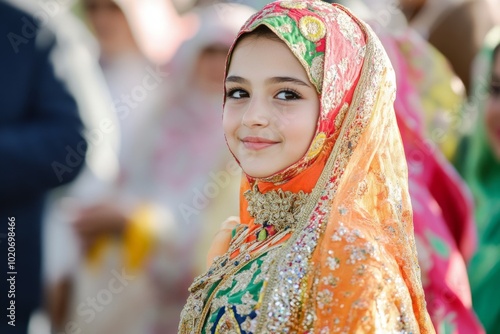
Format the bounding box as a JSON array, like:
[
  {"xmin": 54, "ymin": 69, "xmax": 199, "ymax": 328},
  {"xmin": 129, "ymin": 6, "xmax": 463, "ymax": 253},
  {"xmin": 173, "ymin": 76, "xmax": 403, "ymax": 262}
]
[
  {"xmin": 179, "ymin": 1, "xmax": 434, "ymax": 333},
  {"xmin": 379, "ymin": 30, "xmax": 484, "ymax": 334},
  {"xmin": 395, "ymin": 32, "xmax": 466, "ymax": 162},
  {"xmin": 461, "ymin": 26, "xmax": 500, "ymax": 333}
]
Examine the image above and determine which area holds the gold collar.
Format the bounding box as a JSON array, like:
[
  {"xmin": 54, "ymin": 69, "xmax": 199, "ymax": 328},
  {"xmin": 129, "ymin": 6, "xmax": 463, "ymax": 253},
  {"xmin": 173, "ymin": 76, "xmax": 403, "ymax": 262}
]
[{"xmin": 243, "ymin": 184, "xmax": 309, "ymax": 232}]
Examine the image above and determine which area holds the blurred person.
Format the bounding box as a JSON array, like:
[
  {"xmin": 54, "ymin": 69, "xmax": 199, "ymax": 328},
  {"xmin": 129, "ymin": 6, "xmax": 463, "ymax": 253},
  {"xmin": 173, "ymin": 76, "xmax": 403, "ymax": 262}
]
[
  {"xmin": 334, "ymin": 0, "xmax": 467, "ymax": 161},
  {"xmin": 81, "ymin": 0, "xmax": 186, "ymax": 164},
  {"xmin": 0, "ymin": 1, "xmax": 87, "ymax": 333},
  {"xmin": 127, "ymin": 4, "xmax": 255, "ymax": 331},
  {"xmin": 399, "ymin": 0, "xmax": 500, "ymax": 94},
  {"xmin": 54, "ymin": 2, "xmax": 254, "ymax": 333},
  {"xmin": 50, "ymin": 1, "xmax": 183, "ymax": 334},
  {"xmin": 332, "ymin": 1, "xmax": 485, "ymax": 332},
  {"xmin": 459, "ymin": 26, "xmax": 500, "ymax": 333},
  {"xmin": 34, "ymin": 2, "xmax": 123, "ymax": 333}
]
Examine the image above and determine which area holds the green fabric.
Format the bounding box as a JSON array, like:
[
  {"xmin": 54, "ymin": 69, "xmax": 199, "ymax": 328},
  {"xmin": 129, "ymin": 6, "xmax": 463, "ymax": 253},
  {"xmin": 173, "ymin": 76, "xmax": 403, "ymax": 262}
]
[
  {"xmin": 201, "ymin": 252, "xmax": 268, "ymax": 333},
  {"xmin": 260, "ymin": 15, "xmax": 321, "ymax": 68},
  {"xmin": 459, "ymin": 26, "xmax": 500, "ymax": 333}
]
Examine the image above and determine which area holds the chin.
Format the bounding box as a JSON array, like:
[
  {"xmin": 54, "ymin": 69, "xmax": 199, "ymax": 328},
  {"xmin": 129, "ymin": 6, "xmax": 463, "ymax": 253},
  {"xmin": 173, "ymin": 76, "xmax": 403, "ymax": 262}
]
[
  {"xmin": 241, "ymin": 164, "xmax": 276, "ymax": 179},
  {"xmin": 243, "ymin": 170, "xmax": 272, "ymax": 179}
]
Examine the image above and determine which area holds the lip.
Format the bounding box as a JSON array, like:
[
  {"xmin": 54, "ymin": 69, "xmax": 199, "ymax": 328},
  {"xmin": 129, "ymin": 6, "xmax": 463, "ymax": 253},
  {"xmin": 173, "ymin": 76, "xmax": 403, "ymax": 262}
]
[{"xmin": 241, "ymin": 136, "xmax": 279, "ymax": 150}]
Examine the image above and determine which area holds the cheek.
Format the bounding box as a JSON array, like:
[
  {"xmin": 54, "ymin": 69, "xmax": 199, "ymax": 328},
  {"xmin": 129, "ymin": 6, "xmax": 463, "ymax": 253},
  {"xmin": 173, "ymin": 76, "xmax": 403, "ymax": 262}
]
[
  {"xmin": 222, "ymin": 108, "xmax": 239, "ymax": 140},
  {"xmin": 486, "ymin": 98, "xmax": 500, "ymax": 123},
  {"xmin": 285, "ymin": 114, "xmax": 317, "ymax": 152}
]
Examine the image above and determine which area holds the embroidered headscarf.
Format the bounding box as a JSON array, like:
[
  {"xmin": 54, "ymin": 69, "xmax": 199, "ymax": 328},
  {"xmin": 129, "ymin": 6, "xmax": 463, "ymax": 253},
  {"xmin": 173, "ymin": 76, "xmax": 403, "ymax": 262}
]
[{"xmin": 181, "ymin": 1, "xmax": 435, "ymax": 332}]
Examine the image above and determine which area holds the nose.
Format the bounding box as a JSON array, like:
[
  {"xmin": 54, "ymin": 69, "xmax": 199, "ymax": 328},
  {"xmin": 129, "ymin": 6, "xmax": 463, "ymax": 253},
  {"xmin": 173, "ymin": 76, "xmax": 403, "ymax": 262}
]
[{"xmin": 241, "ymin": 96, "xmax": 270, "ymax": 128}]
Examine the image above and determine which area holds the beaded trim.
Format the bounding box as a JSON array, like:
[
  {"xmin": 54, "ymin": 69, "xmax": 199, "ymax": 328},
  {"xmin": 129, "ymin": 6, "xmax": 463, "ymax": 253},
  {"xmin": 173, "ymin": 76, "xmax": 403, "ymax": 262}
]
[{"xmin": 243, "ymin": 184, "xmax": 309, "ymax": 232}]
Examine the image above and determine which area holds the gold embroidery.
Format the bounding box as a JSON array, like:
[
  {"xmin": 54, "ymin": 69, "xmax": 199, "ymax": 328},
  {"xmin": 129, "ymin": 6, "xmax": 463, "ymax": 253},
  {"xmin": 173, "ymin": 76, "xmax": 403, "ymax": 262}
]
[
  {"xmin": 307, "ymin": 132, "xmax": 327, "ymax": 159},
  {"xmin": 210, "ymin": 294, "xmax": 229, "ymax": 314},
  {"xmin": 235, "ymin": 292, "xmax": 258, "ymax": 316},
  {"xmin": 335, "ymin": 103, "xmax": 349, "ymax": 129},
  {"xmin": 326, "ymin": 255, "xmax": 340, "ymax": 270},
  {"xmin": 280, "ymin": 1, "xmax": 307, "ymax": 9},
  {"xmin": 215, "ymin": 307, "xmax": 241, "ymax": 334},
  {"xmin": 335, "ymin": 10, "xmax": 362, "ymax": 48},
  {"xmin": 243, "ymin": 184, "xmax": 309, "ymax": 232},
  {"xmin": 291, "ymin": 41, "xmax": 307, "ymax": 57},
  {"xmin": 232, "ymin": 262, "xmax": 259, "ymax": 294},
  {"xmin": 299, "ymin": 15, "xmax": 326, "ymax": 42},
  {"xmin": 241, "ymin": 317, "xmax": 257, "ymax": 333},
  {"xmin": 316, "ymin": 289, "xmax": 333, "ymax": 309},
  {"xmin": 276, "ymin": 23, "xmax": 293, "ymax": 34},
  {"xmin": 311, "ymin": 55, "xmax": 325, "ymax": 90}
]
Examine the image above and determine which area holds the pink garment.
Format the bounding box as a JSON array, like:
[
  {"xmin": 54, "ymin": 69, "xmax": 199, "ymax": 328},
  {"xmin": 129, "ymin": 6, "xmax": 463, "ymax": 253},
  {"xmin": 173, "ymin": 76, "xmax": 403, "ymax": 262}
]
[{"xmin": 381, "ymin": 31, "xmax": 484, "ymax": 333}]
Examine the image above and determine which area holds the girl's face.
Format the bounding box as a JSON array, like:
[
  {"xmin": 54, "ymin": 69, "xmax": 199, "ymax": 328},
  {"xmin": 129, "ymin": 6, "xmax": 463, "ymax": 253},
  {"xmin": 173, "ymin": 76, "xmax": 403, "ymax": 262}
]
[
  {"xmin": 223, "ymin": 36, "xmax": 320, "ymax": 178},
  {"xmin": 486, "ymin": 50, "xmax": 500, "ymax": 160}
]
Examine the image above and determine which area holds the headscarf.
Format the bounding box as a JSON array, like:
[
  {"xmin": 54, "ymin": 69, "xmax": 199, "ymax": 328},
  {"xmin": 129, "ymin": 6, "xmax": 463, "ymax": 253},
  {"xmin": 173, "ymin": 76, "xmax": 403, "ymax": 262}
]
[
  {"xmin": 463, "ymin": 26, "xmax": 500, "ymax": 333},
  {"xmin": 327, "ymin": 4, "xmax": 482, "ymax": 331},
  {"xmin": 180, "ymin": 1, "xmax": 434, "ymax": 332},
  {"xmin": 379, "ymin": 29, "xmax": 483, "ymax": 334}
]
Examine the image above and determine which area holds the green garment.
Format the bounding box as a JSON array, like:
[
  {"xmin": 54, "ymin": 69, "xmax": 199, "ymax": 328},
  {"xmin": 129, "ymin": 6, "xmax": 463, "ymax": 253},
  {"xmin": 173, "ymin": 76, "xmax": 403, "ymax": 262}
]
[{"xmin": 459, "ymin": 26, "xmax": 500, "ymax": 333}]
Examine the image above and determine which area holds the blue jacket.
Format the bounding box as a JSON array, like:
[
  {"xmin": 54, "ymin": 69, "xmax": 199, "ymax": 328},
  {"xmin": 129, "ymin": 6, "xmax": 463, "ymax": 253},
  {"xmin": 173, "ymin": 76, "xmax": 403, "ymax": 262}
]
[{"xmin": 0, "ymin": 1, "xmax": 86, "ymax": 330}]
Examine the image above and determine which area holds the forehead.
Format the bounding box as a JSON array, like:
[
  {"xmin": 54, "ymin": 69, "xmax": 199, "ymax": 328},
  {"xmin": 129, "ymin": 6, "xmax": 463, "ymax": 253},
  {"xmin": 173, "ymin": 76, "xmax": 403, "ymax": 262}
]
[{"xmin": 227, "ymin": 37, "xmax": 309, "ymax": 79}]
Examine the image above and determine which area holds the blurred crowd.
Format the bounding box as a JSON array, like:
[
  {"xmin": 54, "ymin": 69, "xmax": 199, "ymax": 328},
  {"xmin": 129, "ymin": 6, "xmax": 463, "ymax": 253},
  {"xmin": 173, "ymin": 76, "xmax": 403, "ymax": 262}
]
[{"xmin": 0, "ymin": 0, "xmax": 499, "ymax": 333}]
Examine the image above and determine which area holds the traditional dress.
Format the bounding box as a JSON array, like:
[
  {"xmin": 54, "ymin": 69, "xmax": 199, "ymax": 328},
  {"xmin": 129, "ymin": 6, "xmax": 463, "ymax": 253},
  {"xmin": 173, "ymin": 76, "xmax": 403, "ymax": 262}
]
[
  {"xmin": 460, "ymin": 26, "xmax": 500, "ymax": 334},
  {"xmin": 380, "ymin": 30, "xmax": 484, "ymax": 334},
  {"xmin": 179, "ymin": 1, "xmax": 435, "ymax": 333}
]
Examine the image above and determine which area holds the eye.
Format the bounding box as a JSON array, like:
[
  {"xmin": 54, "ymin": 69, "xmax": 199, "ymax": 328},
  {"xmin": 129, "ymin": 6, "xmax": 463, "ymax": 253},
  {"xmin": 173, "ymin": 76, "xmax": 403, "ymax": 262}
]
[
  {"xmin": 489, "ymin": 82, "xmax": 500, "ymax": 97},
  {"xmin": 226, "ymin": 88, "xmax": 249, "ymax": 99},
  {"xmin": 275, "ymin": 89, "xmax": 301, "ymax": 101}
]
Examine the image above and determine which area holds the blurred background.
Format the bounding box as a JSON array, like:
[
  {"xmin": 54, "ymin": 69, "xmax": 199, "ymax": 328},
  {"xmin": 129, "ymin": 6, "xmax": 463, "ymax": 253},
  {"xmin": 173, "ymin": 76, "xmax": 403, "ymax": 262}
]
[{"xmin": 0, "ymin": 0, "xmax": 499, "ymax": 333}]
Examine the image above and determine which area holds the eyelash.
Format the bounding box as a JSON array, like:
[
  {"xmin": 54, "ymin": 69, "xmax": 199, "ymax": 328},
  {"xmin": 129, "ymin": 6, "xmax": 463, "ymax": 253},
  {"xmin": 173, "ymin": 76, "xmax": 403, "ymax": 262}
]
[
  {"xmin": 277, "ymin": 87, "xmax": 302, "ymax": 100},
  {"xmin": 225, "ymin": 87, "xmax": 247, "ymax": 99},
  {"xmin": 225, "ymin": 87, "xmax": 303, "ymax": 100}
]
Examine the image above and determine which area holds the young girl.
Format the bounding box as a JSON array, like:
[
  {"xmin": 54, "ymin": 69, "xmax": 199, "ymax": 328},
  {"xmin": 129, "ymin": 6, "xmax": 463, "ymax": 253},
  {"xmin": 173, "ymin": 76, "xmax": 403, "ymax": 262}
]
[{"xmin": 179, "ymin": 1, "xmax": 435, "ymax": 332}]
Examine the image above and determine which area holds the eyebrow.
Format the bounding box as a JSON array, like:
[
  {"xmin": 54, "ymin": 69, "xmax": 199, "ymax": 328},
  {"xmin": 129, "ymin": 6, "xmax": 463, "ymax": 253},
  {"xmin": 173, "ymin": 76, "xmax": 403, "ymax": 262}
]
[
  {"xmin": 225, "ymin": 76, "xmax": 248, "ymax": 84},
  {"xmin": 225, "ymin": 75, "xmax": 311, "ymax": 88}
]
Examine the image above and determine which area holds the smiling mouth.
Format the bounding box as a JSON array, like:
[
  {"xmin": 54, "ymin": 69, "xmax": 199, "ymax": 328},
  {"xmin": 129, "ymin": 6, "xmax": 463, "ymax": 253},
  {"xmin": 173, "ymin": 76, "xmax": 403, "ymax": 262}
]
[{"xmin": 241, "ymin": 136, "xmax": 279, "ymax": 150}]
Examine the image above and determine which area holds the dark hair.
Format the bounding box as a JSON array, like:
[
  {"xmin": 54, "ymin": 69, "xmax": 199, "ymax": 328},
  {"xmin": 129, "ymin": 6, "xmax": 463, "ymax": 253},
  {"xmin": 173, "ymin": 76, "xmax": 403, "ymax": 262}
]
[
  {"xmin": 493, "ymin": 42, "xmax": 500, "ymax": 63},
  {"xmin": 237, "ymin": 25, "xmax": 283, "ymax": 44},
  {"xmin": 227, "ymin": 25, "xmax": 284, "ymax": 69}
]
